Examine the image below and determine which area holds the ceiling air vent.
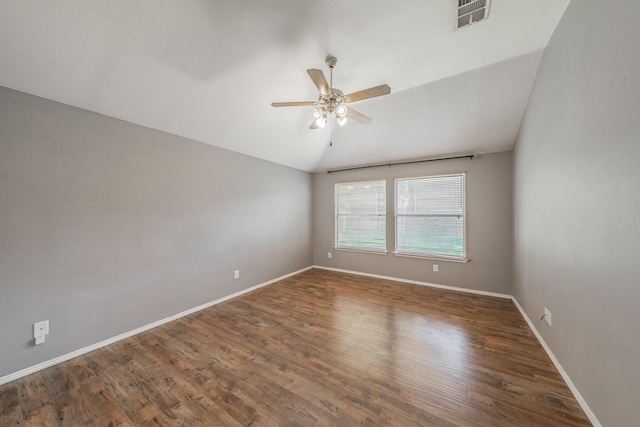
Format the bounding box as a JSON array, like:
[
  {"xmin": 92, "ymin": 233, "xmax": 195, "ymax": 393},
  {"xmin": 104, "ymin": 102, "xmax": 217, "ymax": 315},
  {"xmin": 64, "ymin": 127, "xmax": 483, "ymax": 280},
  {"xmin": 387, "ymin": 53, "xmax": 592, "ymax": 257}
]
[{"xmin": 457, "ymin": 0, "xmax": 491, "ymax": 29}]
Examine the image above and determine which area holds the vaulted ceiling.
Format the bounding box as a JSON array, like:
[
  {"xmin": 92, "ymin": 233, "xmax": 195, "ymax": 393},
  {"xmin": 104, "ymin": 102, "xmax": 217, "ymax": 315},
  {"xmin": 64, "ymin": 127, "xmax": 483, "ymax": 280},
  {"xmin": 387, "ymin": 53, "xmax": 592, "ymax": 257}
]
[{"xmin": 0, "ymin": 0, "xmax": 569, "ymax": 172}]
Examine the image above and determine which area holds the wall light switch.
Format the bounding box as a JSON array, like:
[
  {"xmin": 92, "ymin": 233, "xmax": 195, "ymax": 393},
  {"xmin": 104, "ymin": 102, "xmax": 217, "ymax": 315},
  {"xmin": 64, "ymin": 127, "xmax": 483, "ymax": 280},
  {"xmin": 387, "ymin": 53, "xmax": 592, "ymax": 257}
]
[{"xmin": 433, "ymin": 264, "xmax": 439, "ymax": 272}]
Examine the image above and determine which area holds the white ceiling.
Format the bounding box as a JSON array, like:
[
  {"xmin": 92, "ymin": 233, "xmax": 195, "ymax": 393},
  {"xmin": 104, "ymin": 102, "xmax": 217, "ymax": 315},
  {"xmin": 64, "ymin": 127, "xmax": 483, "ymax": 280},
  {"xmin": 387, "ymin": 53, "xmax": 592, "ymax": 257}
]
[{"xmin": 0, "ymin": 0, "xmax": 569, "ymax": 172}]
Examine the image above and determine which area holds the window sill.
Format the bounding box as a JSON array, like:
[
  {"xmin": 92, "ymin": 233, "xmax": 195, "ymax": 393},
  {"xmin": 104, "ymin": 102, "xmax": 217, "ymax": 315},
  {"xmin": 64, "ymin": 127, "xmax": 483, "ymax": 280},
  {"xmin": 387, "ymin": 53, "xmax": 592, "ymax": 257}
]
[
  {"xmin": 393, "ymin": 252, "xmax": 470, "ymax": 263},
  {"xmin": 334, "ymin": 247, "xmax": 388, "ymax": 256}
]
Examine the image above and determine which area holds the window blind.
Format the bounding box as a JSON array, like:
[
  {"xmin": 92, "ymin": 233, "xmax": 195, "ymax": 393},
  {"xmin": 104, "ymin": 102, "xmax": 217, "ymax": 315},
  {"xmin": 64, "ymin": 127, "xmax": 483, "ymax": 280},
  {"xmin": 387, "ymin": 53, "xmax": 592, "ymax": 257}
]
[
  {"xmin": 335, "ymin": 180, "xmax": 386, "ymax": 252},
  {"xmin": 395, "ymin": 173, "xmax": 465, "ymax": 259}
]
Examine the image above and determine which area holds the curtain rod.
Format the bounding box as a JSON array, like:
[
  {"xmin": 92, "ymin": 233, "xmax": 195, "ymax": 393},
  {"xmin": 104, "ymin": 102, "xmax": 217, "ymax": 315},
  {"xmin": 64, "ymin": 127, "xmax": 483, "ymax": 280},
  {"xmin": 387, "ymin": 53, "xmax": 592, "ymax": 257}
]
[{"xmin": 327, "ymin": 154, "xmax": 474, "ymax": 174}]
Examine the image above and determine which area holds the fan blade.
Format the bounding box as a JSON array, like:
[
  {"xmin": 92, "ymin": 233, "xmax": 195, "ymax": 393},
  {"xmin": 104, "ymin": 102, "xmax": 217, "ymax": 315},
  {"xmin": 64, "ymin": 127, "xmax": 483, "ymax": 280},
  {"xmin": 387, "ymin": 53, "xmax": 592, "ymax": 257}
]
[
  {"xmin": 271, "ymin": 101, "xmax": 316, "ymax": 107},
  {"xmin": 309, "ymin": 119, "xmax": 320, "ymax": 129},
  {"xmin": 344, "ymin": 84, "xmax": 391, "ymax": 103},
  {"xmin": 307, "ymin": 69, "xmax": 330, "ymax": 96},
  {"xmin": 346, "ymin": 107, "xmax": 372, "ymax": 124}
]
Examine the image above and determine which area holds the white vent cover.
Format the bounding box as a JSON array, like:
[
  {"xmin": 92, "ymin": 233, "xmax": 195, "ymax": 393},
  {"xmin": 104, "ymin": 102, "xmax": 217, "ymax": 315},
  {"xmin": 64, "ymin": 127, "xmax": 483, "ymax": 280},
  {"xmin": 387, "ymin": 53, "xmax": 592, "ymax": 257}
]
[{"xmin": 457, "ymin": 0, "xmax": 491, "ymax": 29}]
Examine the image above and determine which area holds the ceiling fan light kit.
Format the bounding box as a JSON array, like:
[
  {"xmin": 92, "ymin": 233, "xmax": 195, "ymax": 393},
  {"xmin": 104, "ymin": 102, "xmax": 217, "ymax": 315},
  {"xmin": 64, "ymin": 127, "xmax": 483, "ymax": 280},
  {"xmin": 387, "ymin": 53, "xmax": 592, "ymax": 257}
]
[{"xmin": 272, "ymin": 56, "xmax": 390, "ymax": 130}]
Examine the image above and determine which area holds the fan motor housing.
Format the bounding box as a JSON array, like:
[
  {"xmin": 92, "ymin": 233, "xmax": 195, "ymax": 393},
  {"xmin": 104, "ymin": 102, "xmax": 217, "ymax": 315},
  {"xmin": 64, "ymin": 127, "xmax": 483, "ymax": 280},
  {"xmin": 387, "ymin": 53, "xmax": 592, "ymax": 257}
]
[{"xmin": 319, "ymin": 89, "xmax": 344, "ymax": 113}]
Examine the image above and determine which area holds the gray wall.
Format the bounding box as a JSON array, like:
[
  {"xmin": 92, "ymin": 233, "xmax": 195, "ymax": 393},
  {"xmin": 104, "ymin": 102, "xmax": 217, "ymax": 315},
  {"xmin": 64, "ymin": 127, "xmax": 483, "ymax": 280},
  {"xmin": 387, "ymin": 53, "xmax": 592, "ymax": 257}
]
[
  {"xmin": 512, "ymin": 1, "xmax": 640, "ymax": 425},
  {"xmin": 0, "ymin": 87, "xmax": 312, "ymax": 377},
  {"xmin": 312, "ymin": 151, "xmax": 513, "ymax": 294}
]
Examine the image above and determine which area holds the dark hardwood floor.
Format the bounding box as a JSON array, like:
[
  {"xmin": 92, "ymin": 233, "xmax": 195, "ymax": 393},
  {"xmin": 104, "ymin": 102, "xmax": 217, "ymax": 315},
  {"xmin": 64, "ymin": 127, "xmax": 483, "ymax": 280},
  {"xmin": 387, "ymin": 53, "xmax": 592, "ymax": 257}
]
[{"xmin": 0, "ymin": 269, "xmax": 591, "ymax": 426}]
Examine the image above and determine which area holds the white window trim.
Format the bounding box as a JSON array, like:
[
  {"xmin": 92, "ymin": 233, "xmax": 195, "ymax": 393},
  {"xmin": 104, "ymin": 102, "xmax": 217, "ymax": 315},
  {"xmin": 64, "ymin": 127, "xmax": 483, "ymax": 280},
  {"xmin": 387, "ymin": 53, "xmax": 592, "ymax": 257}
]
[
  {"xmin": 392, "ymin": 251, "xmax": 469, "ymax": 263},
  {"xmin": 334, "ymin": 247, "xmax": 388, "ymax": 255}
]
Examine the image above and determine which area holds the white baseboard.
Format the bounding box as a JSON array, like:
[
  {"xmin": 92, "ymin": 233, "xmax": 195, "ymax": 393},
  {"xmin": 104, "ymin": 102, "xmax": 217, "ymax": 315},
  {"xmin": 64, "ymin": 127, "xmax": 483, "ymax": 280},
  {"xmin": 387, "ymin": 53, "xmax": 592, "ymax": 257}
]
[
  {"xmin": 511, "ymin": 297, "xmax": 601, "ymax": 427},
  {"xmin": 0, "ymin": 266, "xmax": 312, "ymax": 386},
  {"xmin": 313, "ymin": 265, "xmax": 512, "ymax": 299}
]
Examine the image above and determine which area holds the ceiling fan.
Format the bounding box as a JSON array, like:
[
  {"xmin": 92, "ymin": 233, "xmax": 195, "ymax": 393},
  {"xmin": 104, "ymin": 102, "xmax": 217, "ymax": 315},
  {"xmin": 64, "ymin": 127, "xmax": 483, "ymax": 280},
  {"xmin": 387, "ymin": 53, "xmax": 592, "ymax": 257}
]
[{"xmin": 271, "ymin": 56, "xmax": 391, "ymax": 129}]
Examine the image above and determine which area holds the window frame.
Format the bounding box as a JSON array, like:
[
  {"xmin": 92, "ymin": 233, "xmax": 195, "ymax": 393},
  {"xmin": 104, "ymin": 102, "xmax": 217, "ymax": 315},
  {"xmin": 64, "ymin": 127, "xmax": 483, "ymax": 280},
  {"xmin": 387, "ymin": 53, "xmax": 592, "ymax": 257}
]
[
  {"xmin": 394, "ymin": 172, "xmax": 468, "ymax": 262},
  {"xmin": 334, "ymin": 179, "xmax": 388, "ymax": 254}
]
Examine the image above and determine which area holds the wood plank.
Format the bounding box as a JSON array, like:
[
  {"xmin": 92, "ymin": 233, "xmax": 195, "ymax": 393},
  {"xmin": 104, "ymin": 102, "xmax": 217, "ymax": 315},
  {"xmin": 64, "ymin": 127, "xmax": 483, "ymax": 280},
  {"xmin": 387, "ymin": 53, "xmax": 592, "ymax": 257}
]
[
  {"xmin": 0, "ymin": 269, "xmax": 591, "ymax": 426},
  {"xmin": 0, "ymin": 385, "xmax": 23, "ymax": 425}
]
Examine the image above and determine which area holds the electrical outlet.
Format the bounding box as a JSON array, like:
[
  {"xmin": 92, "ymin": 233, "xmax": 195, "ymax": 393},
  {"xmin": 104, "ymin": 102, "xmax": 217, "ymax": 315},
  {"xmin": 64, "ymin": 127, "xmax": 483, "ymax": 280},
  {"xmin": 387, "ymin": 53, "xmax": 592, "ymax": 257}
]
[
  {"xmin": 433, "ymin": 264, "xmax": 438, "ymax": 272},
  {"xmin": 33, "ymin": 320, "xmax": 49, "ymax": 337},
  {"xmin": 34, "ymin": 320, "xmax": 49, "ymax": 345},
  {"xmin": 327, "ymin": 252, "xmax": 332, "ymax": 259},
  {"xmin": 234, "ymin": 270, "xmax": 239, "ymax": 279},
  {"xmin": 544, "ymin": 307, "xmax": 552, "ymax": 326}
]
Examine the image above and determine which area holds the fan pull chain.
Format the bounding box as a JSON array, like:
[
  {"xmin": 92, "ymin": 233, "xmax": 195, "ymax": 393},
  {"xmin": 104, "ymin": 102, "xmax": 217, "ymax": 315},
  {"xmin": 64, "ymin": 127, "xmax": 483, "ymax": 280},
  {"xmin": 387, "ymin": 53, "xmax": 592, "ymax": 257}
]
[{"xmin": 329, "ymin": 114, "xmax": 333, "ymax": 147}]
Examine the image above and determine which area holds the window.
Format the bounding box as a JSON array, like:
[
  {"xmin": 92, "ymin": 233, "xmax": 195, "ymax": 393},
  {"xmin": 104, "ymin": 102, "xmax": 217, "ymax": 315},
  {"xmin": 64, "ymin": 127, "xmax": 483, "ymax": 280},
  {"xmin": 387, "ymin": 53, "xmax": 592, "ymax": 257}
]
[
  {"xmin": 335, "ymin": 180, "xmax": 386, "ymax": 252},
  {"xmin": 395, "ymin": 173, "xmax": 466, "ymax": 260}
]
